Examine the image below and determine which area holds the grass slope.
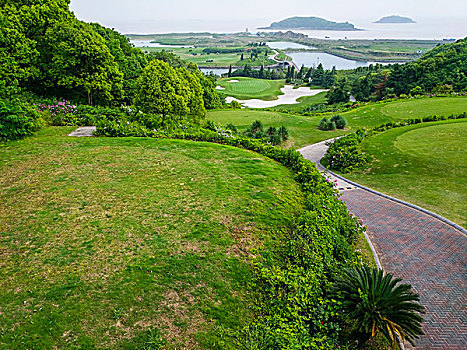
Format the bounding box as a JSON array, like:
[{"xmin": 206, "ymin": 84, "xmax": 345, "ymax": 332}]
[
  {"xmin": 345, "ymin": 120, "xmax": 467, "ymax": 227},
  {"xmin": 0, "ymin": 128, "xmax": 303, "ymax": 349},
  {"xmin": 217, "ymin": 77, "xmax": 285, "ymax": 101}
]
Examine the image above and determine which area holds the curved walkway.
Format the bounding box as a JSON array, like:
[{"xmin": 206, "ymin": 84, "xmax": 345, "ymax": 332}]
[{"xmin": 299, "ymin": 141, "xmax": 467, "ymax": 349}]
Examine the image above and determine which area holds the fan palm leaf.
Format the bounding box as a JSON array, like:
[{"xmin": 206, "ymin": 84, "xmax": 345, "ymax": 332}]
[{"xmin": 330, "ymin": 266, "xmax": 424, "ymax": 348}]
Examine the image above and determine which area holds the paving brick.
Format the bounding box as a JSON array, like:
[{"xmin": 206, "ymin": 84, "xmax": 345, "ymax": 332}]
[{"xmin": 341, "ymin": 189, "xmax": 467, "ymax": 349}]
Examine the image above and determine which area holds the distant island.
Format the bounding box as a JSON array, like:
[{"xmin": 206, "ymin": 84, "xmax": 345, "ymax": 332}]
[
  {"xmin": 374, "ymin": 15, "xmax": 416, "ymax": 24},
  {"xmin": 259, "ymin": 16, "xmax": 362, "ymax": 31}
]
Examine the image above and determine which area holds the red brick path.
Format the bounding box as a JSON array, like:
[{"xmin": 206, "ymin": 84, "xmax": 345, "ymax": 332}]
[{"xmin": 340, "ymin": 189, "xmax": 467, "ymax": 349}]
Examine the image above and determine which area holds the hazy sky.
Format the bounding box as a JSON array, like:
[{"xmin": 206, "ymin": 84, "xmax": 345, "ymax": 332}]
[{"xmin": 70, "ymin": 0, "xmax": 467, "ymax": 34}]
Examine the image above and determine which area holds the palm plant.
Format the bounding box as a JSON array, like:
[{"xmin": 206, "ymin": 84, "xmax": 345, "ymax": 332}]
[{"xmin": 330, "ymin": 266, "xmax": 424, "ymax": 349}]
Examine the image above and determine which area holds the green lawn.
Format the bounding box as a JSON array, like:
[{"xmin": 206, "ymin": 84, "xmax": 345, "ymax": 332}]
[
  {"xmin": 208, "ymin": 96, "xmax": 467, "ymax": 150},
  {"xmin": 217, "ymin": 77, "xmax": 286, "ymax": 101},
  {"xmin": 141, "ymin": 47, "xmax": 276, "ymax": 67},
  {"xmin": 344, "ymin": 120, "xmax": 467, "ymax": 227},
  {"xmin": 341, "ymin": 96, "xmax": 467, "ymax": 128},
  {"xmin": 0, "ymin": 128, "xmax": 303, "ymax": 349},
  {"xmin": 207, "ymin": 109, "xmax": 346, "ymax": 149}
]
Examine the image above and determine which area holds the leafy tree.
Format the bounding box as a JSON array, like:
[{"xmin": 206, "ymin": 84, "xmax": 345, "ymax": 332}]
[
  {"xmin": 150, "ymin": 50, "xmax": 186, "ymax": 68},
  {"xmin": 327, "ymin": 78, "xmax": 350, "ymax": 104},
  {"xmin": 133, "ymin": 60, "xmax": 205, "ymax": 125},
  {"xmin": 176, "ymin": 67, "xmax": 206, "ymax": 122},
  {"xmin": 0, "ymin": 5, "xmax": 40, "ymax": 86},
  {"xmin": 331, "ymin": 266, "xmax": 424, "ymax": 348},
  {"xmin": 187, "ymin": 63, "xmax": 221, "ymax": 110},
  {"xmin": 387, "ymin": 38, "xmax": 467, "ymax": 94},
  {"xmin": 90, "ymin": 23, "xmax": 148, "ymax": 102},
  {"xmin": 37, "ymin": 20, "xmax": 123, "ymax": 105}
]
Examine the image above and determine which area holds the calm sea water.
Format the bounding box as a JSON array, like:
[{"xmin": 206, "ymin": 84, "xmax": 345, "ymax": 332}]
[{"xmin": 116, "ymin": 18, "xmax": 465, "ymax": 40}]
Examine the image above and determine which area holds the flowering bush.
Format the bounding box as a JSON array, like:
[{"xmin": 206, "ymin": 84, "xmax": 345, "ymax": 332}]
[{"xmin": 34, "ymin": 100, "xmax": 78, "ymax": 126}]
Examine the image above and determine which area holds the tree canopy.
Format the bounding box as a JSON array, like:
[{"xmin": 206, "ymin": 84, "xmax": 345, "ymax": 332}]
[{"xmin": 133, "ymin": 60, "xmax": 206, "ymax": 125}]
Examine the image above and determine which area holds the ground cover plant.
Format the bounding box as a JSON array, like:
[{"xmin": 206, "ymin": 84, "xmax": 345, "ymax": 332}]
[
  {"xmin": 0, "ymin": 127, "xmax": 304, "ymax": 348},
  {"xmin": 216, "ymin": 77, "xmax": 286, "ymax": 101},
  {"xmin": 343, "ymin": 119, "xmax": 467, "ymax": 227}
]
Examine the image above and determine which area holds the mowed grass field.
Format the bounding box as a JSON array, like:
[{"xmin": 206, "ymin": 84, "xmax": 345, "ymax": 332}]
[
  {"xmin": 141, "ymin": 47, "xmax": 276, "ymax": 67},
  {"xmin": 217, "ymin": 77, "xmax": 286, "ymax": 101},
  {"xmin": 341, "ymin": 96, "xmax": 467, "ymax": 128},
  {"xmin": 0, "ymin": 128, "xmax": 304, "ymax": 349},
  {"xmin": 344, "ymin": 120, "xmax": 467, "ymax": 227},
  {"xmin": 207, "ymin": 109, "xmax": 347, "ymax": 149}
]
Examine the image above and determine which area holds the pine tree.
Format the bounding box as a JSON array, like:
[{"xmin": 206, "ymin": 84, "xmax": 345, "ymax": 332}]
[{"xmin": 228, "ymin": 65, "xmax": 232, "ymax": 77}]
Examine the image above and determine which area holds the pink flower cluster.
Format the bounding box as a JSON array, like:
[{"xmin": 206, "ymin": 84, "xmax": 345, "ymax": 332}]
[{"xmin": 34, "ymin": 100, "xmax": 76, "ymax": 118}]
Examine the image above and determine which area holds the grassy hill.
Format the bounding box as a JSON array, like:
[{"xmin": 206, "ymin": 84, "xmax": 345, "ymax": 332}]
[{"xmin": 0, "ymin": 128, "xmax": 303, "ymax": 348}]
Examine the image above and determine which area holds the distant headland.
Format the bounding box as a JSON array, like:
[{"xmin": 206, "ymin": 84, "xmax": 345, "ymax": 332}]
[
  {"xmin": 259, "ymin": 16, "xmax": 362, "ymax": 31},
  {"xmin": 374, "ymin": 15, "xmax": 416, "ymax": 24}
]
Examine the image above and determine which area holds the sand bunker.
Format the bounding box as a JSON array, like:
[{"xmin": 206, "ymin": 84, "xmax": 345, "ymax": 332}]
[
  {"xmin": 227, "ymin": 79, "xmax": 239, "ymax": 83},
  {"xmin": 215, "ymin": 86, "xmax": 226, "ymax": 90},
  {"xmin": 225, "ymin": 85, "xmax": 327, "ymax": 108}
]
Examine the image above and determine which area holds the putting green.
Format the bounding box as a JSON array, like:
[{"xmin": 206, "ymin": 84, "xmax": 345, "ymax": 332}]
[{"xmin": 217, "ymin": 77, "xmax": 285, "ymax": 101}]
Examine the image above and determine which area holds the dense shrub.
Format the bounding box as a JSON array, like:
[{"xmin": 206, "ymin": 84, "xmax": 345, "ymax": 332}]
[
  {"xmin": 318, "ymin": 118, "xmax": 336, "ymax": 131},
  {"xmin": 319, "ymin": 116, "xmax": 348, "ymax": 131},
  {"xmin": 330, "ymin": 115, "xmax": 348, "ymax": 129},
  {"xmin": 35, "ymin": 100, "xmax": 78, "ymax": 126},
  {"xmin": 321, "ymin": 131, "xmax": 369, "ymax": 173},
  {"xmin": 243, "ymin": 120, "xmax": 289, "ymax": 145},
  {"xmin": 228, "ymin": 100, "xmax": 243, "ymax": 109},
  {"xmin": 0, "ymin": 99, "xmax": 44, "ymax": 141}
]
